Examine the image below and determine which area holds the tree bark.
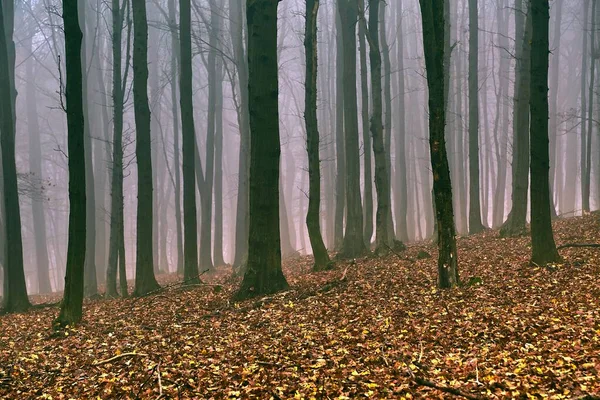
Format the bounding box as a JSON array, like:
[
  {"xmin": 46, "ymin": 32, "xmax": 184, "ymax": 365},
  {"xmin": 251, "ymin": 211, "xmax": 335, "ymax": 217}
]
[
  {"xmin": 56, "ymin": 0, "xmax": 86, "ymax": 324},
  {"xmin": 305, "ymin": 0, "xmax": 331, "ymax": 271},
  {"xmin": 0, "ymin": 0, "xmax": 30, "ymax": 312},
  {"xmin": 468, "ymin": 0, "xmax": 484, "ymax": 234},
  {"xmin": 580, "ymin": 0, "xmax": 590, "ymax": 214},
  {"xmin": 419, "ymin": 0, "xmax": 460, "ymax": 288},
  {"xmin": 180, "ymin": 0, "xmax": 200, "ymax": 283},
  {"xmin": 529, "ymin": 0, "xmax": 560, "ymax": 265},
  {"xmin": 132, "ymin": 0, "xmax": 160, "ymax": 295},
  {"xmin": 234, "ymin": 0, "xmax": 289, "ymax": 300},
  {"xmin": 340, "ymin": 0, "xmax": 367, "ymax": 258}
]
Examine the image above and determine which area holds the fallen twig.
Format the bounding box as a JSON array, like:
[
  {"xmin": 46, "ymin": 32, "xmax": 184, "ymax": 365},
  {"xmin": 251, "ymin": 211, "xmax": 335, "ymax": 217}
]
[
  {"xmin": 414, "ymin": 376, "xmax": 486, "ymax": 400},
  {"xmin": 557, "ymin": 243, "xmax": 600, "ymax": 250},
  {"xmin": 93, "ymin": 352, "xmax": 148, "ymax": 366}
]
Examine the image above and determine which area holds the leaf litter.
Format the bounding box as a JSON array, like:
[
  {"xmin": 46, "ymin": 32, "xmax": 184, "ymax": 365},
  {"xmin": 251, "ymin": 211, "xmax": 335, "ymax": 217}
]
[{"xmin": 1, "ymin": 214, "xmax": 599, "ymax": 399}]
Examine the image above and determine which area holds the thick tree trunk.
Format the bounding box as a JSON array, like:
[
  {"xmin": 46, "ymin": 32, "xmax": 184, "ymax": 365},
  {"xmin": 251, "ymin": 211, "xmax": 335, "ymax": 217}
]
[
  {"xmin": 529, "ymin": 0, "xmax": 559, "ymax": 265},
  {"xmin": 25, "ymin": 26, "xmax": 52, "ymax": 294},
  {"xmin": 419, "ymin": 0, "xmax": 460, "ymax": 288},
  {"xmin": 234, "ymin": 0, "xmax": 288, "ymax": 300},
  {"xmin": 132, "ymin": 0, "xmax": 159, "ymax": 295},
  {"xmin": 0, "ymin": 0, "xmax": 30, "ymax": 313},
  {"xmin": 305, "ymin": 0, "xmax": 331, "ymax": 271},
  {"xmin": 340, "ymin": 0, "xmax": 367, "ymax": 258},
  {"xmin": 583, "ymin": 0, "xmax": 596, "ymax": 213},
  {"xmin": 56, "ymin": 0, "xmax": 86, "ymax": 324},
  {"xmin": 180, "ymin": 0, "xmax": 200, "ymax": 283}
]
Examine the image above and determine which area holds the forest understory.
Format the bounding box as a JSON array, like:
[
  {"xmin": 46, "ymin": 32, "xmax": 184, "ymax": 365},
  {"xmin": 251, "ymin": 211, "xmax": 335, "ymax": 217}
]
[{"xmin": 1, "ymin": 213, "xmax": 599, "ymax": 399}]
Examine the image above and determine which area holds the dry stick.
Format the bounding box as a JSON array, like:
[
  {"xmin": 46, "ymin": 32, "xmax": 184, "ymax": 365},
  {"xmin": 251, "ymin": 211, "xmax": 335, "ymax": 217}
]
[
  {"xmin": 157, "ymin": 361, "xmax": 163, "ymax": 396},
  {"xmin": 92, "ymin": 352, "xmax": 148, "ymax": 366},
  {"xmin": 384, "ymin": 243, "xmax": 415, "ymax": 262},
  {"xmin": 413, "ymin": 376, "xmax": 486, "ymax": 400},
  {"xmin": 557, "ymin": 243, "xmax": 600, "ymax": 250}
]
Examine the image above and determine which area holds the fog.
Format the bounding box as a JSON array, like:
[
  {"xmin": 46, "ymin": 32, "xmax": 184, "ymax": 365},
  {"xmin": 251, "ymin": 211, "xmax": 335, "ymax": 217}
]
[{"xmin": 0, "ymin": 0, "xmax": 591, "ymax": 297}]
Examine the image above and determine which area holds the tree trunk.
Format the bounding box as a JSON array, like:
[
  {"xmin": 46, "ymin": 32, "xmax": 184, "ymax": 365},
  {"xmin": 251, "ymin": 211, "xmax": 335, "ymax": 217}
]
[
  {"xmin": 180, "ymin": 0, "xmax": 200, "ymax": 283},
  {"xmin": 56, "ymin": 0, "xmax": 86, "ymax": 324},
  {"xmin": 467, "ymin": 0, "xmax": 484, "ymax": 234},
  {"xmin": 0, "ymin": 0, "xmax": 30, "ymax": 313},
  {"xmin": 380, "ymin": 2, "xmax": 396, "ymax": 243},
  {"xmin": 234, "ymin": 0, "xmax": 289, "ymax": 300},
  {"xmin": 583, "ymin": 0, "xmax": 596, "ymax": 213},
  {"xmin": 580, "ymin": 0, "xmax": 590, "ymax": 214},
  {"xmin": 367, "ymin": 0, "xmax": 392, "ymax": 254},
  {"xmin": 501, "ymin": 0, "xmax": 531, "ymax": 237},
  {"xmin": 529, "ymin": 0, "xmax": 559, "ymax": 265},
  {"xmin": 358, "ymin": 0, "xmax": 373, "ymax": 246},
  {"xmin": 305, "ymin": 0, "xmax": 331, "ymax": 271},
  {"xmin": 213, "ymin": 56, "xmax": 226, "ymax": 267},
  {"xmin": 167, "ymin": 0, "xmax": 183, "ymax": 274},
  {"xmin": 419, "ymin": 0, "xmax": 460, "ymax": 288},
  {"xmin": 25, "ymin": 24, "xmax": 52, "ymax": 295},
  {"xmin": 106, "ymin": 0, "xmax": 129, "ymax": 298},
  {"xmin": 333, "ymin": 3, "xmax": 345, "ymax": 252},
  {"xmin": 132, "ymin": 0, "xmax": 159, "ymax": 295},
  {"xmin": 548, "ymin": 0, "xmax": 563, "ymax": 216},
  {"xmin": 230, "ymin": 0, "xmax": 251, "ymax": 270},
  {"xmin": 340, "ymin": 0, "xmax": 367, "ymax": 258}
]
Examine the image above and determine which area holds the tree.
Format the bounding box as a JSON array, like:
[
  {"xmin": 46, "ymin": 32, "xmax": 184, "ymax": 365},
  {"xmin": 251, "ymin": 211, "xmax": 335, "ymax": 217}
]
[
  {"xmin": 180, "ymin": 0, "xmax": 200, "ymax": 283},
  {"xmin": 418, "ymin": 0, "xmax": 460, "ymax": 288},
  {"xmin": 468, "ymin": 0, "xmax": 484, "ymax": 234},
  {"xmin": 367, "ymin": 0, "xmax": 393, "ymax": 253},
  {"xmin": 106, "ymin": 0, "xmax": 130, "ymax": 298},
  {"xmin": 580, "ymin": 0, "xmax": 590, "ymax": 214},
  {"xmin": 305, "ymin": 0, "xmax": 331, "ymax": 271},
  {"xmin": 234, "ymin": 0, "xmax": 289, "ymax": 300},
  {"xmin": 132, "ymin": 0, "xmax": 160, "ymax": 296},
  {"xmin": 529, "ymin": 0, "xmax": 559, "ymax": 265},
  {"xmin": 0, "ymin": 0, "xmax": 30, "ymax": 313},
  {"xmin": 501, "ymin": 0, "xmax": 531, "ymax": 237},
  {"xmin": 230, "ymin": 0, "xmax": 251, "ymax": 271},
  {"xmin": 339, "ymin": 0, "xmax": 367, "ymax": 258},
  {"xmin": 56, "ymin": 0, "xmax": 87, "ymax": 325},
  {"xmin": 25, "ymin": 17, "xmax": 52, "ymax": 295},
  {"xmin": 358, "ymin": 0, "xmax": 373, "ymax": 245},
  {"xmin": 333, "ymin": 2, "xmax": 345, "ymax": 251}
]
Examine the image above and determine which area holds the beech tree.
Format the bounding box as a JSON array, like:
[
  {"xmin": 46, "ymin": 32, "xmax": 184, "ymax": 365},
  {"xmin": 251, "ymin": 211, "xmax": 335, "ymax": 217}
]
[
  {"xmin": 56, "ymin": 0, "xmax": 87, "ymax": 325},
  {"xmin": 132, "ymin": 0, "xmax": 160, "ymax": 295},
  {"xmin": 0, "ymin": 0, "xmax": 30, "ymax": 313},
  {"xmin": 529, "ymin": 0, "xmax": 560, "ymax": 265},
  {"xmin": 234, "ymin": 0, "xmax": 289, "ymax": 300},
  {"xmin": 418, "ymin": 0, "xmax": 460, "ymax": 288},
  {"xmin": 304, "ymin": 0, "xmax": 331, "ymax": 271}
]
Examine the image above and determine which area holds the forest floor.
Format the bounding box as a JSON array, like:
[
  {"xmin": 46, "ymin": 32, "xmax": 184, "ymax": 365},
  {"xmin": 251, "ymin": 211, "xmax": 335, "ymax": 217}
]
[{"xmin": 1, "ymin": 214, "xmax": 600, "ymax": 399}]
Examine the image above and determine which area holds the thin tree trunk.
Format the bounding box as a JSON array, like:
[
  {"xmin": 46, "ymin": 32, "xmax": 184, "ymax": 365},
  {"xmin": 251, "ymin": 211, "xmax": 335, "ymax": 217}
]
[
  {"xmin": 56, "ymin": 0, "xmax": 86, "ymax": 324},
  {"xmin": 580, "ymin": 0, "xmax": 590, "ymax": 214},
  {"xmin": 419, "ymin": 0, "xmax": 460, "ymax": 288},
  {"xmin": 25, "ymin": 24, "xmax": 52, "ymax": 294},
  {"xmin": 334, "ymin": 3, "xmax": 345, "ymax": 251}
]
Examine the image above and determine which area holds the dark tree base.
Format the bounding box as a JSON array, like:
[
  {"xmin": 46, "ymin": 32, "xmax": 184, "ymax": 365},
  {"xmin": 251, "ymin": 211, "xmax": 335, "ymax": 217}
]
[{"xmin": 232, "ymin": 268, "xmax": 289, "ymax": 302}]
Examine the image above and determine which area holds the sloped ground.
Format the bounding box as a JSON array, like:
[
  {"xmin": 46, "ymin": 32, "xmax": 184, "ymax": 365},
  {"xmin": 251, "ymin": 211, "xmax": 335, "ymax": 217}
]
[{"xmin": 1, "ymin": 214, "xmax": 599, "ymax": 399}]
